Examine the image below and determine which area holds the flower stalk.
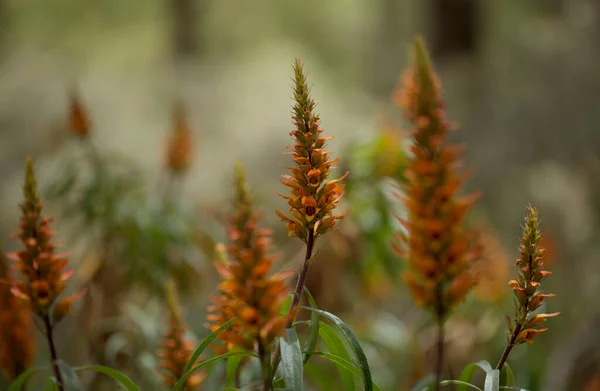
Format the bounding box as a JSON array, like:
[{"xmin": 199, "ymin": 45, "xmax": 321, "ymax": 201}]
[
  {"xmin": 7, "ymin": 158, "xmax": 85, "ymax": 391},
  {"xmin": 274, "ymin": 58, "xmax": 348, "ymax": 319},
  {"xmin": 207, "ymin": 163, "xmax": 290, "ymax": 390},
  {"xmin": 272, "ymin": 59, "xmax": 348, "ymax": 374},
  {"xmin": 496, "ymin": 205, "xmax": 559, "ymax": 371},
  {"xmin": 393, "ymin": 36, "xmax": 480, "ymax": 390}
]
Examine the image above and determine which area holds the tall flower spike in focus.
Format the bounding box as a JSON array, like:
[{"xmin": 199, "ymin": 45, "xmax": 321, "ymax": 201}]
[
  {"xmin": 68, "ymin": 88, "xmax": 91, "ymax": 138},
  {"xmin": 7, "ymin": 158, "xmax": 85, "ymax": 391},
  {"xmin": 207, "ymin": 163, "xmax": 290, "ymax": 390},
  {"xmin": 496, "ymin": 205, "xmax": 559, "ymax": 371},
  {"xmin": 157, "ymin": 279, "xmax": 204, "ymax": 389},
  {"xmin": 271, "ymin": 59, "xmax": 349, "ymax": 375},
  {"xmin": 275, "ymin": 59, "xmax": 348, "ymax": 242},
  {"xmin": 165, "ymin": 102, "xmax": 194, "ymax": 175},
  {"xmin": 393, "ymin": 36, "xmax": 480, "ymax": 389},
  {"xmin": 0, "ymin": 249, "xmax": 35, "ymax": 381}
]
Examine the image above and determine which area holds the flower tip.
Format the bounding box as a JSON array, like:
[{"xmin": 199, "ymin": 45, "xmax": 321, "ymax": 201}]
[
  {"xmin": 293, "ymin": 58, "xmax": 304, "ymax": 72},
  {"xmin": 233, "ymin": 160, "xmax": 246, "ymax": 181},
  {"xmin": 25, "ymin": 156, "xmax": 34, "ymax": 172},
  {"xmin": 61, "ymin": 269, "xmax": 74, "ymax": 282},
  {"xmin": 413, "ymin": 35, "xmax": 433, "ymax": 74},
  {"xmin": 165, "ymin": 278, "xmax": 182, "ymax": 322}
]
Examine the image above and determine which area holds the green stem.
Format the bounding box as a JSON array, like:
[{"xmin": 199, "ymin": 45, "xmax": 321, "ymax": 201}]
[
  {"xmin": 271, "ymin": 229, "xmax": 315, "ymax": 375},
  {"xmin": 259, "ymin": 342, "xmax": 272, "ymax": 391}
]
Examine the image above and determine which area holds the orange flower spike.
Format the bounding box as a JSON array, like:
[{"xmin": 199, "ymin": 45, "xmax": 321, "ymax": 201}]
[
  {"xmin": 0, "ymin": 251, "xmax": 35, "ymax": 380},
  {"xmin": 68, "ymin": 89, "xmax": 90, "ymax": 138},
  {"xmin": 276, "ymin": 59, "xmax": 348, "ymax": 242},
  {"xmin": 496, "ymin": 205, "xmax": 559, "ymax": 370},
  {"xmin": 157, "ymin": 280, "xmax": 205, "ymax": 389},
  {"xmin": 207, "ymin": 163, "xmax": 290, "ymax": 354},
  {"xmin": 165, "ymin": 102, "xmax": 194, "ymax": 175},
  {"xmin": 394, "ymin": 37, "xmax": 480, "ymax": 318},
  {"xmin": 7, "ymin": 158, "xmax": 83, "ymax": 317}
]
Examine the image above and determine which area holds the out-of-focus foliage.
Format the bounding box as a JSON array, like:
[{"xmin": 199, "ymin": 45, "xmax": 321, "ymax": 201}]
[
  {"xmin": 341, "ymin": 124, "xmax": 407, "ymax": 297},
  {"xmin": 45, "ymin": 141, "xmax": 205, "ymax": 297}
]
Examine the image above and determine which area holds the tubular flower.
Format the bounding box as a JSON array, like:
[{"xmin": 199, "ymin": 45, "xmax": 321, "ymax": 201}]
[
  {"xmin": 393, "ymin": 37, "xmax": 480, "ymax": 318},
  {"xmin": 207, "ymin": 163, "xmax": 290, "ymax": 354},
  {"xmin": 0, "ymin": 251, "xmax": 35, "ymax": 380},
  {"xmin": 275, "ymin": 59, "xmax": 348, "ymax": 241},
  {"xmin": 506, "ymin": 205, "xmax": 559, "ymax": 345},
  {"xmin": 68, "ymin": 89, "xmax": 90, "ymax": 138},
  {"xmin": 6, "ymin": 158, "xmax": 84, "ymax": 318},
  {"xmin": 165, "ymin": 102, "xmax": 194, "ymax": 175},
  {"xmin": 157, "ymin": 280, "xmax": 204, "ymax": 389}
]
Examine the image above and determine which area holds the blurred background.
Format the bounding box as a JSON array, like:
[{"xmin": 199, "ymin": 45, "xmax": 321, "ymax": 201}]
[{"xmin": 1, "ymin": 0, "xmax": 600, "ymax": 390}]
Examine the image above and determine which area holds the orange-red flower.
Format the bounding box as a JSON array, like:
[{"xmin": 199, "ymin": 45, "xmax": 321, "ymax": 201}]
[
  {"xmin": 393, "ymin": 37, "xmax": 480, "ymax": 318},
  {"xmin": 68, "ymin": 89, "xmax": 90, "ymax": 138},
  {"xmin": 165, "ymin": 102, "xmax": 194, "ymax": 175},
  {"xmin": 157, "ymin": 281, "xmax": 204, "ymax": 389},
  {"xmin": 506, "ymin": 205, "xmax": 559, "ymax": 345},
  {"xmin": 207, "ymin": 163, "xmax": 290, "ymax": 354},
  {"xmin": 7, "ymin": 158, "xmax": 84, "ymax": 318},
  {"xmin": 275, "ymin": 59, "xmax": 348, "ymax": 241},
  {"xmin": 0, "ymin": 252, "xmax": 35, "ymax": 380}
]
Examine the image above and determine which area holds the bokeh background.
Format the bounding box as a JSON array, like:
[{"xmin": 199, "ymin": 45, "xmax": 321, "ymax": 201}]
[{"xmin": 1, "ymin": 0, "xmax": 600, "ymax": 390}]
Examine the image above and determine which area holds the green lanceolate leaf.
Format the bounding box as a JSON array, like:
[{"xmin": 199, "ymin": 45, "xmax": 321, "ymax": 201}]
[
  {"xmin": 174, "ymin": 351, "xmax": 258, "ymax": 391},
  {"xmin": 307, "ymin": 352, "xmax": 382, "ymax": 391},
  {"xmin": 302, "ymin": 307, "xmax": 373, "ymax": 391},
  {"xmin": 183, "ymin": 318, "xmax": 236, "ymax": 376},
  {"xmin": 280, "ymin": 294, "xmax": 293, "ymax": 316},
  {"xmin": 302, "ymin": 287, "xmax": 320, "ymax": 365},
  {"xmin": 304, "ymin": 360, "xmax": 337, "ymax": 391},
  {"xmin": 8, "ymin": 367, "xmax": 39, "ymax": 391},
  {"xmin": 318, "ymin": 322, "xmax": 356, "ymax": 391},
  {"xmin": 484, "ymin": 369, "xmax": 500, "ymax": 391},
  {"xmin": 458, "ymin": 361, "xmax": 495, "ymax": 391},
  {"xmin": 280, "ymin": 328, "xmax": 304, "ymax": 391},
  {"xmin": 73, "ymin": 365, "xmax": 140, "ymax": 391},
  {"xmin": 499, "ymin": 363, "xmax": 515, "ymax": 387},
  {"xmin": 477, "ymin": 361, "xmax": 494, "ymax": 373},
  {"xmin": 57, "ymin": 360, "xmax": 83, "ymax": 391},
  {"xmin": 225, "ymin": 350, "xmax": 244, "ymax": 388}
]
